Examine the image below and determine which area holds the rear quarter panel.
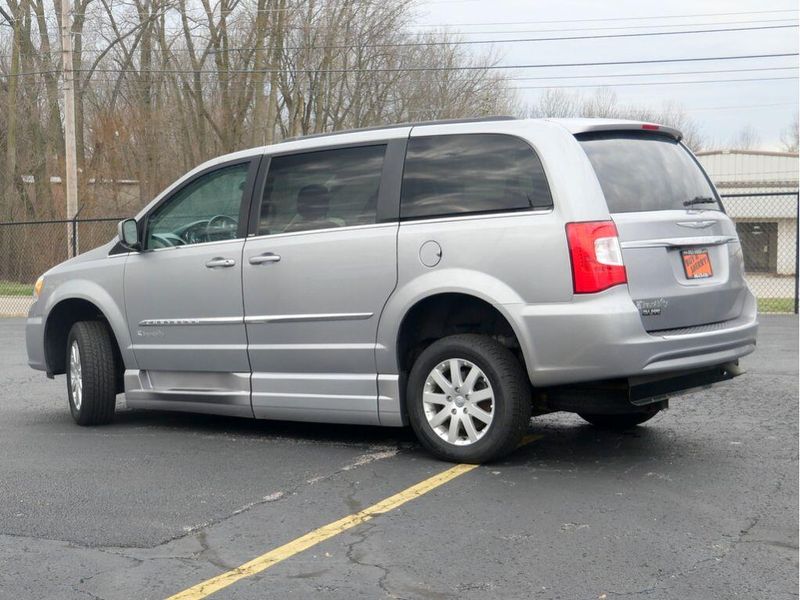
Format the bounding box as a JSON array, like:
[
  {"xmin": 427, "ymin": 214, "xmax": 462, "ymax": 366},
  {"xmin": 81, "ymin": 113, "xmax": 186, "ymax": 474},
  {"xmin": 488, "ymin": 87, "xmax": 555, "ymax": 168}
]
[{"xmin": 376, "ymin": 120, "xmax": 614, "ymax": 376}]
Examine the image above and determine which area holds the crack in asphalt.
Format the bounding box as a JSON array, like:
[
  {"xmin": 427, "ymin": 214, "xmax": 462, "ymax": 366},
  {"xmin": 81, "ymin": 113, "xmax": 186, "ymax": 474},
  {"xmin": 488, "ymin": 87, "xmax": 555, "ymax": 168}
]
[
  {"xmin": 70, "ymin": 557, "xmax": 141, "ymax": 600},
  {"xmin": 338, "ymin": 478, "xmax": 462, "ymax": 600},
  {"xmin": 604, "ymin": 469, "xmax": 795, "ymax": 599},
  {"xmin": 71, "ymin": 587, "xmax": 106, "ymax": 600},
  {"xmin": 344, "ymin": 517, "xmax": 400, "ymax": 599},
  {"xmin": 194, "ymin": 530, "xmax": 235, "ymax": 571},
  {"xmin": 337, "ymin": 477, "xmax": 409, "ymax": 600},
  {"xmin": 31, "ymin": 445, "xmax": 407, "ymax": 599},
  {"xmin": 160, "ymin": 444, "xmax": 403, "ymax": 547}
]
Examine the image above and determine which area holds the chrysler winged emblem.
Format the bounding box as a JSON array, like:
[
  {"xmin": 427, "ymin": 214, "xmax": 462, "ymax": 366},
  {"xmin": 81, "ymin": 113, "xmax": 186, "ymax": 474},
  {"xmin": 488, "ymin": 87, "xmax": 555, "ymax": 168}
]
[{"xmin": 676, "ymin": 220, "xmax": 716, "ymax": 229}]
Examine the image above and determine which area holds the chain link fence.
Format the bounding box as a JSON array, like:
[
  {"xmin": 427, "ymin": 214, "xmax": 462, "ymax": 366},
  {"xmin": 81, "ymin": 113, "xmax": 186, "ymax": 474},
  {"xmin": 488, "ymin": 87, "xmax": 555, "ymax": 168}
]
[
  {"xmin": 0, "ymin": 218, "xmax": 121, "ymax": 316},
  {"xmin": 720, "ymin": 190, "xmax": 799, "ymax": 315},
  {"xmin": 0, "ymin": 196, "xmax": 798, "ymax": 317}
]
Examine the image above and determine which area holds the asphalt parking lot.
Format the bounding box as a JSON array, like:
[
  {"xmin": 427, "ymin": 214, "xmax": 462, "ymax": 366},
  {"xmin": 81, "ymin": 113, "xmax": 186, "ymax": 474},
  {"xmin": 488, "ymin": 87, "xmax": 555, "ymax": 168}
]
[{"xmin": 0, "ymin": 316, "xmax": 797, "ymax": 600}]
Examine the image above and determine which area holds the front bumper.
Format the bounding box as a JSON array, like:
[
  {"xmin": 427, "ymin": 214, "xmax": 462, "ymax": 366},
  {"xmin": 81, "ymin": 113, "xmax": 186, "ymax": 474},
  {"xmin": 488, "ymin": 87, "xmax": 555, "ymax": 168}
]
[{"xmin": 506, "ymin": 285, "xmax": 758, "ymax": 388}]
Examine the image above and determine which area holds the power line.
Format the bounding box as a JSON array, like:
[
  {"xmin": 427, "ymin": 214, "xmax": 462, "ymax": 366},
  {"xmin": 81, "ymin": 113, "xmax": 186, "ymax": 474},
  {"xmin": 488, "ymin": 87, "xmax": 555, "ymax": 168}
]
[
  {"xmin": 513, "ymin": 76, "xmax": 798, "ymax": 90},
  {"xmin": 81, "ymin": 74, "xmax": 800, "ymax": 89},
  {"xmin": 14, "ymin": 19, "xmax": 797, "ymax": 57},
  {"xmin": 412, "ymin": 8, "xmax": 800, "ymax": 28},
  {"xmin": 684, "ymin": 102, "xmax": 798, "ymax": 112},
  {"xmin": 75, "ymin": 66, "xmax": 800, "ymax": 86},
  {"xmin": 21, "ymin": 17, "xmax": 800, "ymax": 48},
  {"xmin": 408, "ymin": 18, "xmax": 798, "ymax": 36},
  {"xmin": 204, "ymin": 23, "xmax": 799, "ymax": 52},
  {"xmin": 77, "ymin": 51, "xmax": 800, "ymax": 75},
  {"xmin": 509, "ymin": 66, "xmax": 798, "ymax": 81},
  {"xmin": 36, "ymin": 12, "xmax": 800, "ymax": 35},
  {"xmin": 6, "ymin": 52, "xmax": 798, "ymax": 78},
  {"xmin": 47, "ymin": 78, "xmax": 800, "ymax": 104}
]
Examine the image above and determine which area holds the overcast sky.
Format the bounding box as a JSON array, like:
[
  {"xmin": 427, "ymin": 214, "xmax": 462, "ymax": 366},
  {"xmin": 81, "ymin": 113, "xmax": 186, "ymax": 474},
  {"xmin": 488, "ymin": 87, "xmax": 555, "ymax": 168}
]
[{"xmin": 410, "ymin": 0, "xmax": 799, "ymax": 149}]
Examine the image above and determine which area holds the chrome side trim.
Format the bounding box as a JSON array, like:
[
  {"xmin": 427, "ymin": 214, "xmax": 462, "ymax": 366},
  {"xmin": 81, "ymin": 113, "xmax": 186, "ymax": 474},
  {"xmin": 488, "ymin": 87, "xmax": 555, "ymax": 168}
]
[
  {"xmin": 621, "ymin": 235, "xmax": 737, "ymax": 249},
  {"xmin": 399, "ymin": 207, "xmax": 552, "ymax": 226},
  {"xmin": 139, "ymin": 312, "xmax": 374, "ymax": 327},
  {"xmin": 245, "ymin": 222, "xmax": 396, "ymax": 243},
  {"xmin": 138, "ymin": 316, "xmax": 243, "ymax": 327},
  {"xmin": 245, "ymin": 312, "xmax": 374, "ymax": 324},
  {"xmin": 145, "ymin": 237, "xmax": 246, "ymax": 253}
]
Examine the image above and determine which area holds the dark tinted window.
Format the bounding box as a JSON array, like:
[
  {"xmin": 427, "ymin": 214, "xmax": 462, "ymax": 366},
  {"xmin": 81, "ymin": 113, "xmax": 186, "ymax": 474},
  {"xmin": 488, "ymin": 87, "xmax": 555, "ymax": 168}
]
[
  {"xmin": 578, "ymin": 132, "xmax": 721, "ymax": 213},
  {"xmin": 400, "ymin": 134, "xmax": 552, "ymax": 219},
  {"xmin": 259, "ymin": 145, "xmax": 386, "ymax": 235}
]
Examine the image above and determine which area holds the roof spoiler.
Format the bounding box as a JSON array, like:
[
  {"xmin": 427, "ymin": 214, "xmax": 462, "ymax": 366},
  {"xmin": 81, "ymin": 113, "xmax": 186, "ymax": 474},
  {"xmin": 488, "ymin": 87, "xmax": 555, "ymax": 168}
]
[{"xmin": 566, "ymin": 121, "xmax": 683, "ymax": 142}]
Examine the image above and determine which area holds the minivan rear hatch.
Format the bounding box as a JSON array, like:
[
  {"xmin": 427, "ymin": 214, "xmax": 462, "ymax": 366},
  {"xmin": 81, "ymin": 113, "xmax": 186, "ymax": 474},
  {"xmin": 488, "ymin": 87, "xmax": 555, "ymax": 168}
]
[{"xmin": 577, "ymin": 130, "xmax": 749, "ymax": 332}]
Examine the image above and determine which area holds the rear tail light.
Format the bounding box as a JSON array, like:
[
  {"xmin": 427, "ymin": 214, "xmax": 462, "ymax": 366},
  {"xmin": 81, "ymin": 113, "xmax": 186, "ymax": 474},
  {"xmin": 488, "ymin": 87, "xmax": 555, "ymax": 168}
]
[{"xmin": 566, "ymin": 221, "xmax": 627, "ymax": 293}]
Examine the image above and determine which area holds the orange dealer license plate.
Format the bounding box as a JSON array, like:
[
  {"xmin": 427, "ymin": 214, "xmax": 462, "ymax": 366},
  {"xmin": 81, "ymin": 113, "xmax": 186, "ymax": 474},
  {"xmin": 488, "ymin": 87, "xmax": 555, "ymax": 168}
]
[{"xmin": 681, "ymin": 249, "xmax": 713, "ymax": 279}]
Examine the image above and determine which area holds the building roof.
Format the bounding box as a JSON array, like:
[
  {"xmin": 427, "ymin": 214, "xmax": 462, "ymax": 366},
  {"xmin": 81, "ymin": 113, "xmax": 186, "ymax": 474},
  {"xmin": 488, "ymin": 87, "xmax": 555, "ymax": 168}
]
[
  {"xmin": 696, "ymin": 149, "xmax": 799, "ymax": 158},
  {"xmin": 697, "ymin": 147, "xmax": 798, "ymax": 193}
]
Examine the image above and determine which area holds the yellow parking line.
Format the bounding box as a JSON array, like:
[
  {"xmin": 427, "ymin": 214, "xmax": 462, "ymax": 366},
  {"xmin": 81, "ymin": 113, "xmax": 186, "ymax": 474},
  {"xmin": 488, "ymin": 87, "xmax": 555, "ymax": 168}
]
[{"xmin": 166, "ymin": 435, "xmax": 542, "ymax": 600}]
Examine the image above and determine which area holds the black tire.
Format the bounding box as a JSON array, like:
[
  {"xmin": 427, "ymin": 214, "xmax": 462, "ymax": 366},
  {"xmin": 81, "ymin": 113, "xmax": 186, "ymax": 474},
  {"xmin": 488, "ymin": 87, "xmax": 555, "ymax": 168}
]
[
  {"xmin": 578, "ymin": 408, "xmax": 660, "ymax": 430},
  {"xmin": 406, "ymin": 334, "xmax": 532, "ymax": 464},
  {"xmin": 66, "ymin": 321, "xmax": 117, "ymax": 425}
]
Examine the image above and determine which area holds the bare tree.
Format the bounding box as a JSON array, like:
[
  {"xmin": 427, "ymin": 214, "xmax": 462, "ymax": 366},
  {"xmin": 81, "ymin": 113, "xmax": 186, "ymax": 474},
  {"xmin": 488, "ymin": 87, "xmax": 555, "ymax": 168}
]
[
  {"xmin": 525, "ymin": 88, "xmax": 706, "ymax": 151},
  {"xmin": 0, "ymin": 0, "xmax": 526, "ymax": 219},
  {"xmin": 780, "ymin": 115, "xmax": 799, "ymax": 152},
  {"xmin": 728, "ymin": 124, "xmax": 761, "ymax": 150},
  {"xmin": 525, "ymin": 88, "xmax": 579, "ymax": 119}
]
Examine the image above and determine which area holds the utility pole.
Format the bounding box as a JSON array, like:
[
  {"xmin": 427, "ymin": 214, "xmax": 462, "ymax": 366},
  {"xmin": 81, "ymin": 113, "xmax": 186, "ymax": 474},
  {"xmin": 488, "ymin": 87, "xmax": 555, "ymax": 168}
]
[
  {"xmin": 61, "ymin": 0, "xmax": 79, "ymax": 256},
  {"xmin": 0, "ymin": 5, "xmax": 19, "ymax": 222},
  {"xmin": 265, "ymin": 0, "xmax": 285, "ymax": 145}
]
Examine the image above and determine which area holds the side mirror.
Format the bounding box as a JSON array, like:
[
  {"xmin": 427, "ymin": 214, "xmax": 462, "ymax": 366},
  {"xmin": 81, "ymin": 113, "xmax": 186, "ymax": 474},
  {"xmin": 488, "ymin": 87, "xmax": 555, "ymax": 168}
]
[{"xmin": 117, "ymin": 218, "xmax": 141, "ymax": 251}]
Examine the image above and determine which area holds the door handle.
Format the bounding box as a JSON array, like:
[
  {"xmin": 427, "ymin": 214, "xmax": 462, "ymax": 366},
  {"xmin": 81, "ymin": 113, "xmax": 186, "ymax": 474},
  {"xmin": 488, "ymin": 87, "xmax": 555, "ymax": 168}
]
[
  {"xmin": 205, "ymin": 257, "xmax": 236, "ymax": 268},
  {"xmin": 249, "ymin": 252, "xmax": 281, "ymax": 265}
]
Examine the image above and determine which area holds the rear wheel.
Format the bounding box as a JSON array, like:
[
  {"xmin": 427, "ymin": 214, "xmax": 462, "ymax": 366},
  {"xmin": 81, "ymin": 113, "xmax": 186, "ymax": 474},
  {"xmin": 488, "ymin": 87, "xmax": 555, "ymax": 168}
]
[
  {"xmin": 66, "ymin": 321, "xmax": 117, "ymax": 425},
  {"xmin": 407, "ymin": 334, "xmax": 531, "ymax": 463},
  {"xmin": 578, "ymin": 408, "xmax": 660, "ymax": 429}
]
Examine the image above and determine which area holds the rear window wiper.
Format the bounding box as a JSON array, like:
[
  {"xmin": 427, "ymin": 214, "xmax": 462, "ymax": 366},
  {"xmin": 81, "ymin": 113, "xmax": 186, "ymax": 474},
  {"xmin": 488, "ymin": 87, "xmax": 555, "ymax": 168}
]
[{"xmin": 683, "ymin": 196, "xmax": 717, "ymax": 207}]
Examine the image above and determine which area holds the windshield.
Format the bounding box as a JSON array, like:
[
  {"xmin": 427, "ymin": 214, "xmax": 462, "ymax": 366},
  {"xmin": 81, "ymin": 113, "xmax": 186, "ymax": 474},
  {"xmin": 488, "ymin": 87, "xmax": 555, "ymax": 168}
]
[{"xmin": 577, "ymin": 132, "xmax": 721, "ymax": 213}]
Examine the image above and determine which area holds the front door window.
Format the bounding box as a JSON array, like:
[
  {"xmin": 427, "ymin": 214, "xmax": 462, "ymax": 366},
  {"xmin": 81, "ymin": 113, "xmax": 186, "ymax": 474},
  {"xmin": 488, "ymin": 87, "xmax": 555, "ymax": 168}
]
[{"xmin": 146, "ymin": 163, "xmax": 250, "ymax": 249}]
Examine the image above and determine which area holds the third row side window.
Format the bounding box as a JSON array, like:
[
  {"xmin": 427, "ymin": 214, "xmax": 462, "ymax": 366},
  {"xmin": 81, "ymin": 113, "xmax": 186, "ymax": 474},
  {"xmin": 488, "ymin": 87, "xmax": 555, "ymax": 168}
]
[{"xmin": 400, "ymin": 133, "xmax": 553, "ymax": 220}]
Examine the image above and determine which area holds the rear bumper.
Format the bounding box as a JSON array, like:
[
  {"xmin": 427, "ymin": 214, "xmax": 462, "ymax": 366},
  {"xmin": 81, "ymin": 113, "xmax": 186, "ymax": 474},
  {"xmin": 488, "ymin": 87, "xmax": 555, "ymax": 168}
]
[
  {"xmin": 537, "ymin": 361, "xmax": 744, "ymax": 414},
  {"xmin": 506, "ymin": 285, "xmax": 757, "ymax": 387}
]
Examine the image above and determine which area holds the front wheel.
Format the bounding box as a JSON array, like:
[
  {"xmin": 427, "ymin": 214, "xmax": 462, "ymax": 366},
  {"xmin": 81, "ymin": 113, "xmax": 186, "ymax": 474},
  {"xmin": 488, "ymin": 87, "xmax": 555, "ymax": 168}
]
[
  {"xmin": 407, "ymin": 334, "xmax": 532, "ymax": 463},
  {"xmin": 66, "ymin": 321, "xmax": 117, "ymax": 425},
  {"xmin": 578, "ymin": 408, "xmax": 660, "ymax": 430}
]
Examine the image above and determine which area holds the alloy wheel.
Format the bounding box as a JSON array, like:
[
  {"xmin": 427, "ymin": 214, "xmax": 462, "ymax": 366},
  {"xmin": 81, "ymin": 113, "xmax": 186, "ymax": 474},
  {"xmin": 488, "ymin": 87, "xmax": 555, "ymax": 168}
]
[
  {"xmin": 422, "ymin": 358, "xmax": 495, "ymax": 446},
  {"xmin": 69, "ymin": 340, "xmax": 83, "ymax": 411}
]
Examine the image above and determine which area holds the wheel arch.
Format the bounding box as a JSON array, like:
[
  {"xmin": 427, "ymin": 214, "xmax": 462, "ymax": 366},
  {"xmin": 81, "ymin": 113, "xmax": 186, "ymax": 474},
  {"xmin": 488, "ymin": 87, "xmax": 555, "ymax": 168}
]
[
  {"xmin": 395, "ymin": 292, "xmax": 528, "ymax": 377},
  {"xmin": 376, "ymin": 274, "xmax": 535, "ymax": 426},
  {"xmin": 42, "ymin": 283, "xmax": 131, "ymax": 387}
]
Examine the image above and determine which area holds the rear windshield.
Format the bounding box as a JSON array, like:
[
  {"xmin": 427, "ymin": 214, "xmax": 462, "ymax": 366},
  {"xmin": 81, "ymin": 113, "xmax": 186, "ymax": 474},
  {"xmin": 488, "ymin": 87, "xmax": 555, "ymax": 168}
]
[{"xmin": 577, "ymin": 132, "xmax": 721, "ymax": 213}]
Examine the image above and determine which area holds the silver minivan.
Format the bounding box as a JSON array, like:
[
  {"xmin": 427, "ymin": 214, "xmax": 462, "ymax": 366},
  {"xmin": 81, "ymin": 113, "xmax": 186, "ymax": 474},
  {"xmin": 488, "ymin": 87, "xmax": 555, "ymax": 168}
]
[{"xmin": 26, "ymin": 117, "xmax": 758, "ymax": 462}]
